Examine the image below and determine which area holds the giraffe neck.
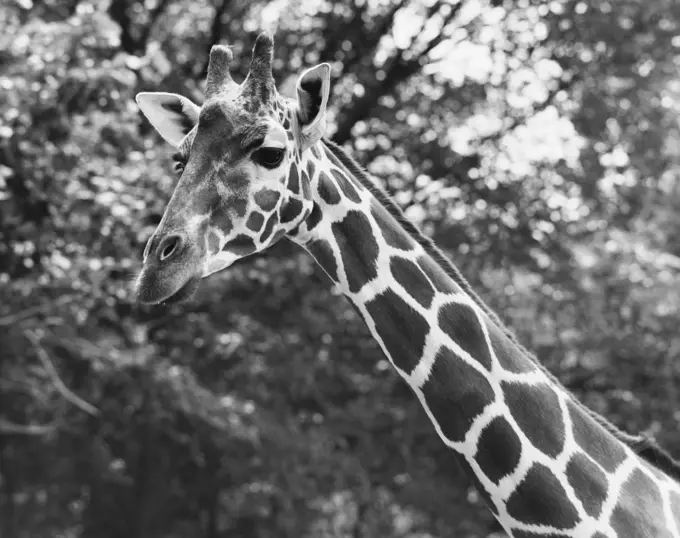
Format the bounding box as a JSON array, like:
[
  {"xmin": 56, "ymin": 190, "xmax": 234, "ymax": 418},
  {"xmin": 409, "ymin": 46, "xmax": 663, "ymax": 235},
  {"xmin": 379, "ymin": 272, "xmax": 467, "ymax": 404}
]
[{"xmin": 287, "ymin": 139, "xmax": 680, "ymax": 537}]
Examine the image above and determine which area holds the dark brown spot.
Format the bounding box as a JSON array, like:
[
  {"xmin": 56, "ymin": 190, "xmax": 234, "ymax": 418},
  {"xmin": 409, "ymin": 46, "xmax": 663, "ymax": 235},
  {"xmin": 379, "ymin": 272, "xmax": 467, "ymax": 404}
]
[
  {"xmin": 288, "ymin": 166, "xmax": 300, "ymax": 194},
  {"xmin": 213, "ymin": 212, "xmax": 233, "ymax": 234},
  {"xmin": 565, "ymin": 453, "xmax": 607, "ymax": 518},
  {"xmin": 270, "ymin": 228, "xmax": 286, "ymax": 244},
  {"xmin": 365, "ymin": 289, "xmax": 429, "ymax": 373},
  {"xmin": 502, "ymin": 382, "xmax": 565, "ymax": 458},
  {"xmin": 306, "ymin": 202, "xmax": 323, "ymax": 231},
  {"xmin": 224, "ymin": 234, "xmax": 256, "ymax": 256},
  {"xmin": 281, "ymin": 198, "xmax": 303, "ymax": 224},
  {"xmin": 371, "ymin": 200, "xmax": 413, "ymax": 250},
  {"xmin": 489, "ymin": 323, "xmax": 536, "ymax": 374},
  {"xmin": 421, "ymin": 346, "xmax": 495, "ymax": 443},
  {"xmin": 254, "ymin": 189, "xmax": 280, "ymax": 211},
  {"xmin": 318, "ymin": 172, "xmax": 341, "ymax": 205},
  {"xmin": 476, "ymin": 416, "xmax": 522, "ymax": 484},
  {"xmin": 307, "ymin": 239, "xmax": 338, "ymax": 282},
  {"xmin": 232, "ymin": 198, "xmax": 248, "ymax": 217},
  {"xmin": 306, "ymin": 160, "xmax": 316, "ymax": 180},
  {"xmin": 417, "ymin": 254, "xmax": 460, "ymax": 293},
  {"xmin": 331, "ymin": 169, "xmax": 361, "ymax": 203},
  {"xmin": 260, "ymin": 214, "xmax": 276, "ymax": 243},
  {"xmin": 438, "ymin": 302, "xmax": 493, "ymax": 370},
  {"xmin": 390, "ymin": 257, "xmax": 434, "ymax": 308},
  {"xmin": 506, "ymin": 463, "xmax": 579, "ymax": 528},
  {"xmin": 610, "ymin": 468, "xmax": 672, "ymax": 537},
  {"xmin": 301, "ymin": 170, "xmax": 312, "ymax": 199},
  {"xmin": 323, "ymin": 144, "xmax": 364, "ymax": 191},
  {"xmin": 310, "ymin": 144, "xmax": 321, "ymax": 159},
  {"xmin": 332, "ymin": 210, "xmax": 379, "ymax": 293},
  {"xmin": 568, "ymin": 399, "xmax": 627, "ymax": 473},
  {"xmin": 246, "ymin": 212, "xmax": 265, "ymax": 232}
]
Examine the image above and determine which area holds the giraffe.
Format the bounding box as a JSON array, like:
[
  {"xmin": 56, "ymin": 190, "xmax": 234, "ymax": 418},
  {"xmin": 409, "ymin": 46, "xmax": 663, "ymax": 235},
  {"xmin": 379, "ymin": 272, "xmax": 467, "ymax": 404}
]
[{"xmin": 134, "ymin": 33, "xmax": 680, "ymax": 537}]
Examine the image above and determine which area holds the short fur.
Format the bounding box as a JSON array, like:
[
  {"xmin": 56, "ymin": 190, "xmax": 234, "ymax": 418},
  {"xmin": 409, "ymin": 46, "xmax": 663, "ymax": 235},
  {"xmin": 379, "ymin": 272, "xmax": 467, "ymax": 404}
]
[{"xmin": 321, "ymin": 137, "xmax": 680, "ymax": 482}]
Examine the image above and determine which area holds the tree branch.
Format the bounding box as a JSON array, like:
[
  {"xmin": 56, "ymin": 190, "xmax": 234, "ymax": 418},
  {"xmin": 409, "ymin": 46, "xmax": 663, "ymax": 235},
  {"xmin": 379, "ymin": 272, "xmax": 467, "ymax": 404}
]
[
  {"xmin": 0, "ymin": 419, "xmax": 58, "ymax": 435},
  {"xmin": 333, "ymin": 0, "xmax": 466, "ymax": 144},
  {"xmin": 137, "ymin": 0, "xmax": 172, "ymax": 49},
  {"xmin": 0, "ymin": 294, "xmax": 76, "ymax": 327},
  {"xmin": 25, "ymin": 331, "xmax": 99, "ymax": 417}
]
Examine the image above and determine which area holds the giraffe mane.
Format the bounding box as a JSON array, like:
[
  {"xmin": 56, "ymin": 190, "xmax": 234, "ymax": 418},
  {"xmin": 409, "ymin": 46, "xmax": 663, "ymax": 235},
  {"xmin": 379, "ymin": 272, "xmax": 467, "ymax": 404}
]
[{"xmin": 321, "ymin": 137, "xmax": 680, "ymax": 482}]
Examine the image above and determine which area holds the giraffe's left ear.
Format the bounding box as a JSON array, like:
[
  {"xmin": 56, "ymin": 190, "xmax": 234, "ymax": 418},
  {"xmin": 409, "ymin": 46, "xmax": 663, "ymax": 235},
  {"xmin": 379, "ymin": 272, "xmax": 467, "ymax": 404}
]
[
  {"xmin": 295, "ymin": 63, "xmax": 331, "ymax": 150},
  {"xmin": 136, "ymin": 92, "xmax": 200, "ymax": 147}
]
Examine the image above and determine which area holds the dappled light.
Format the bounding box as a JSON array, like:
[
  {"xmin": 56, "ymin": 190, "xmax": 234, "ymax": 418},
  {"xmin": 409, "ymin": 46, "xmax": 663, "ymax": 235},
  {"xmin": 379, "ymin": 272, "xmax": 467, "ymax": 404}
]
[{"xmin": 2, "ymin": 0, "xmax": 680, "ymax": 536}]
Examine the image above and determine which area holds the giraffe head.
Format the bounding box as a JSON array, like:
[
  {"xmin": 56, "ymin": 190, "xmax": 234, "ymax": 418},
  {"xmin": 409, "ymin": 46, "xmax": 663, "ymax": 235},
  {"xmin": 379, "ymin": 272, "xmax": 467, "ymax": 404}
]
[{"xmin": 134, "ymin": 33, "xmax": 331, "ymax": 304}]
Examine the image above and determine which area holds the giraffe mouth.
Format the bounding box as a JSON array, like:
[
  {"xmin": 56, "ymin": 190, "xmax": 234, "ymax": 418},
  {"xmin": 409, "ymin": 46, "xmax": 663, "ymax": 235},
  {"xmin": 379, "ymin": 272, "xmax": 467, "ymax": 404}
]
[
  {"xmin": 136, "ymin": 274, "xmax": 202, "ymax": 305},
  {"xmin": 160, "ymin": 276, "xmax": 201, "ymax": 305}
]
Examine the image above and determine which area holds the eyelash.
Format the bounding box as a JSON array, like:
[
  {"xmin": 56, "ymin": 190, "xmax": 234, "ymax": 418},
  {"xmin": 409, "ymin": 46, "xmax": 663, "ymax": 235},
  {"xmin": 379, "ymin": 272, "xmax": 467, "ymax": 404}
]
[
  {"xmin": 172, "ymin": 147, "xmax": 284, "ymax": 173},
  {"xmin": 252, "ymin": 147, "xmax": 285, "ymax": 169}
]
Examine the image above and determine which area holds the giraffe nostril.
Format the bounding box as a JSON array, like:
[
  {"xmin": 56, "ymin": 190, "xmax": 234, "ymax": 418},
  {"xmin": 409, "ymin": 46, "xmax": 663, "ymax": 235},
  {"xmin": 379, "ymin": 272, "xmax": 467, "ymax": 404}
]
[{"xmin": 157, "ymin": 234, "xmax": 183, "ymax": 262}]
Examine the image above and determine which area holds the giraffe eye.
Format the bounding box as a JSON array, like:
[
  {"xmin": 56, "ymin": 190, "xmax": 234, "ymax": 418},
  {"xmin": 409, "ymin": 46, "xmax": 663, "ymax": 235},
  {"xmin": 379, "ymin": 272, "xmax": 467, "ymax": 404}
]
[
  {"xmin": 173, "ymin": 161, "xmax": 185, "ymax": 174},
  {"xmin": 252, "ymin": 147, "xmax": 285, "ymax": 169}
]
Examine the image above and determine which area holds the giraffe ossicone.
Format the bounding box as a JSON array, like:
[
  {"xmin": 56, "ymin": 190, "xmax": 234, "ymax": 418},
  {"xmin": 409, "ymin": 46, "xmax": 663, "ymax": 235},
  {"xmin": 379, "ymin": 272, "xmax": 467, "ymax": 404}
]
[{"xmin": 135, "ymin": 32, "xmax": 680, "ymax": 537}]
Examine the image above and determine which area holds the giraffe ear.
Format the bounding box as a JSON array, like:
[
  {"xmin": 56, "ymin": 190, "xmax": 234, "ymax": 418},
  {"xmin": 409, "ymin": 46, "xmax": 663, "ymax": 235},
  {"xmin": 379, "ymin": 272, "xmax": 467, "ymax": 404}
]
[
  {"xmin": 295, "ymin": 63, "xmax": 331, "ymax": 149},
  {"xmin": 136, "ymin": 92, "xmax": 200, "ymax": 147}
]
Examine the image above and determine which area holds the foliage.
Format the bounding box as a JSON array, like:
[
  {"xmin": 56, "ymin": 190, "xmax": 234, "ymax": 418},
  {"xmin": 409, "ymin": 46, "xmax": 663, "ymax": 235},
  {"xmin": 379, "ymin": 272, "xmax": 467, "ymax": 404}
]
[{"xmin": 1, "ymin": 0, "xmax": 680, "ymax": 536}]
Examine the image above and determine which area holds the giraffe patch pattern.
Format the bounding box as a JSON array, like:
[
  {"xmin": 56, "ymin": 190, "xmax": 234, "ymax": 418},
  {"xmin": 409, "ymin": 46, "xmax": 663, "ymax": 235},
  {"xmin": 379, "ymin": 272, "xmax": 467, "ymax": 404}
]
[
  {"xmin": 365, "ymin": 289, "xmax": 429, "ymax": 373},
  {"xmin": 138, "ymin": 52, "xmax": 680, "ymax": 537},
  {"xmin": 417, "ymin": 254, "xmax": 461, "ymax": 294},
  {"xmin": 475, "ymin": 416, "xmax": 522, "ymax": 484},
  {"xmin": 610, "ymin": 468, "xmax": 673, "ymax": 537},
  {"xmin": 389, "ymin": 256, "xmax": 434, "ymax": 308},
  {"xmin": 567, "ymin": 399, "xmax": 627, "ymax": 473},
  {"xmin": 288, "ymin": 165, "xmax": 300, "ymax": 194},
  {"xmin": 420, "ymin": 346, "xmax": 495, "ymax": 443},
  {"xmin": 307, "ymin": 239, "xmax": 338, "ymax": 282},
  {"xmin": 306, "ymin": 202, "xmax": 323, "ymax": 231},
  {"xmin": 502, "ymin": 382, "xmax": 565, "ymax": 458},
  {"xmin": 487, "ymin": 322, "xmax": 537, "ymax": 374},
  {"xmin": 280, "ymin": 198, "xmax": 303, "ymax": 224},
  {"xmin": 332, "ymin": 210, "xmax": 379, "ymax": 293},
  {"xmin": 318, "ymin": 171, "xmax": 341, "ymax": 205},
  {"xmin": 246, "ymin": 211, "xmax": 265, "ymax": 232},
  {"xmin": 232, "ymin": 197, "xmax": 248, "ymax": 217},
  {"xmin": 224, "ymin": 234, "xmax": 256, "ymax": 255},
  {"xmin": 331, "ymin": 169, "xmax": 361, "ymax": 203},
  {"xmin": 260, "ymin": 213, "xmax": 276, "ymax": 243},
  {"xmin": 254, "ymin": 188, "xmax": 280, "ymax": 211},
  {"xmin": 438, "ymin": 302, "xmax": 493, "ymax": 370},
  {"xmin": 287, "ymin": 139, "xmax": 680, "ymax": 538},
  {"xmin": 371, "ymin": 200, "xmax": 414, "ymax": 250},
  {"xmin": 565, "ymin": 453, "xmax": 607, "ymax": 518},
  {"xmin": 506, "ymin": 463, "xmax": 579, "ymax": 528}
]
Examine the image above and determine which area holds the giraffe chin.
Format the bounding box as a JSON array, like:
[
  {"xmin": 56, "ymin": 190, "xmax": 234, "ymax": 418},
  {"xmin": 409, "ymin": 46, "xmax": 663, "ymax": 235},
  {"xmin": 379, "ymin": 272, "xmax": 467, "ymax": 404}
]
[
  {"xmin": 136, "ymin": 275, "xmax": 201, "ymax": 305},
  {"xmin": 159, "ymin": 276, "xmax": 201, "ymax": 305}
]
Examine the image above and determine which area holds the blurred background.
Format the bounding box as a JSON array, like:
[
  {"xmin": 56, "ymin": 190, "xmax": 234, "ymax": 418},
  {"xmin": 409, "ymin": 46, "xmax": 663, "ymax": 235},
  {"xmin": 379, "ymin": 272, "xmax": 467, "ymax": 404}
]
[{"xmin": 2, "ymin": 0, "xmax": 680, "ymax": 536}]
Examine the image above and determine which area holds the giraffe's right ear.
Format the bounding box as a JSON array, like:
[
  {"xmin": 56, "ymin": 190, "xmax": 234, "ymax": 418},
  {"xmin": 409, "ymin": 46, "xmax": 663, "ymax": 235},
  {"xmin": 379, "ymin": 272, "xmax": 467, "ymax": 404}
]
[
  {"xmin": 136, "ymin": 92, "xmax": 200, "ymax": 147},
  {"xmin": 295, "ymin": 63, "xmax": 331, "ymax": 150}
]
